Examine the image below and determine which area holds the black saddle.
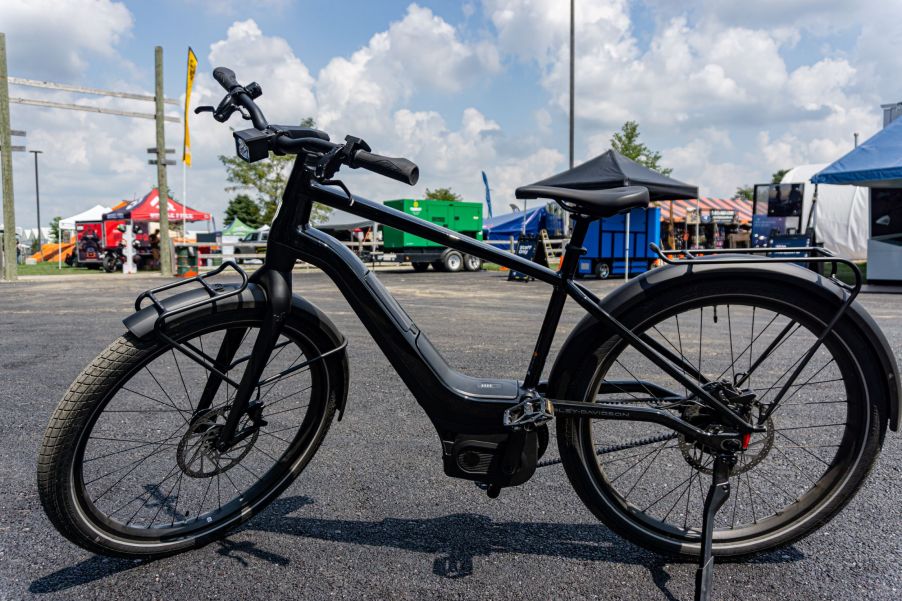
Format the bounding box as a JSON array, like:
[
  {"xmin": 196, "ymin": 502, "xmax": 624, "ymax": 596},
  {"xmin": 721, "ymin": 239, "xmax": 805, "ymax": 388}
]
[{"xmin": 515, "ymin": 185, "xmax": 649, "ymax": 218}]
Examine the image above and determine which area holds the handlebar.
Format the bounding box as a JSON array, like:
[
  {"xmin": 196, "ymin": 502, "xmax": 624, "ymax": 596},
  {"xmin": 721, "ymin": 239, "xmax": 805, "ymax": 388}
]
[
  {"xmin": 206, "ymin": 66, "xmax": 419, "ymax": 186},
  {"xmin": 213, "ymin": 67, "xmax": 240, "ymax": 91},
  {"xmin": 351, "ymin": 150, "xmax": 419, "ymax": 185}
]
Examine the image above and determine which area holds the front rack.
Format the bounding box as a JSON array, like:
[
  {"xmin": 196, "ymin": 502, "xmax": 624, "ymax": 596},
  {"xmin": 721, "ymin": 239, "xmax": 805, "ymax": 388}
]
[
  {"xmin": 135, "ymin": 260, "xmax": 250, "ymax": 335},
  {"xmin": 132, "ymin": 259, "xmax": 346, "ymax": 394},
  {"xmin": 648, "ymin": 243, "xmax": 862, "ymax": 424}
]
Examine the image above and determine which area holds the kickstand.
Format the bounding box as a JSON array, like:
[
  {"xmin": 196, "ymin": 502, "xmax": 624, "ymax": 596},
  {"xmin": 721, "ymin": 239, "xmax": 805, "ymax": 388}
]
[{"xmin": 694, "ymin": 453, "xmax": 736, "ymax": 601}]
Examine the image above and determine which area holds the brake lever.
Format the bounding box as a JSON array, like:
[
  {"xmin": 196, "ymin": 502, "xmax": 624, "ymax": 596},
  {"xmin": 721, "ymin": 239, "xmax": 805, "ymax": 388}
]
[{"xmin": 194, "ymin": 106, "xmax": 215, "ymax": 114}]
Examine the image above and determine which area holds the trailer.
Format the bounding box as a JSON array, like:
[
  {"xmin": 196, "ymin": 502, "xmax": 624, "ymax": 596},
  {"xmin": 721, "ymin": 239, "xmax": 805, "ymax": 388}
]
[
  {"xmin": 578, "ymin": 206, "xmax": 662, "ymax": 279},
  {"xmin": 381, "ymin": 199, "xmax": 485, "ymax": 272}
]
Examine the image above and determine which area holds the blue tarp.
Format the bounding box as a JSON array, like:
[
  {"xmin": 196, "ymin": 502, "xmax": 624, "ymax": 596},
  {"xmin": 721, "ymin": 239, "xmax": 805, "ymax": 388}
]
[
  {"xmin": 483, "ymin": 207, "xmax": 553, "ymax": 240},
  {"xmin": 812, "ymin": 118, "xmax": 902, "ymax": 186}
]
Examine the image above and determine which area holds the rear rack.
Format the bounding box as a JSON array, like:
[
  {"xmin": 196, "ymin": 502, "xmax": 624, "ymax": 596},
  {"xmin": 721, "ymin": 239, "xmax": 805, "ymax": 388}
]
[
  {"xmin": 135, "ymin": 260, "xmax": 250, "ymax": 334},
  {"xmin": 649, "ymin": 243, "xmax": 861, "ymax": 424}
]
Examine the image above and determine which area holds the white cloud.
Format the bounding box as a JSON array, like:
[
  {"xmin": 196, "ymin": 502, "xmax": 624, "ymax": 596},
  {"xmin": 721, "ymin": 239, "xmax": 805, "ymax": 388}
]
[
  {"xmin": 208, "ymin": 20, "xmax": 317, "ymax": 123},
  {"xmin": 484, "ymin": 0, "xmax": 888, "ymax": 195},
  {"xmin": 316, "ymin": 3, "xmax": 500, "ymax": 134},
  {"xmin": 0, "ymin": 0, "xmax": 133, "ymax": 80},
  {"xmin": 4, "ymin": 0, "xmax": 901, "ymax": 229}
]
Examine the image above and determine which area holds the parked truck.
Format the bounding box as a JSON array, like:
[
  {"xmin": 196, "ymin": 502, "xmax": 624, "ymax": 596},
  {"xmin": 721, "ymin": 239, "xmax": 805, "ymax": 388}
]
[{"xmin": 381, "ymin": 199, "xmax": 484, "ymax": 272}]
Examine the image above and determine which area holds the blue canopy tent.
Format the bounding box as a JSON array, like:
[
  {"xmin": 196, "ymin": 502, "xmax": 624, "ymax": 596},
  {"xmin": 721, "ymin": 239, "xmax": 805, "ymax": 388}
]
[
  {"xmin": 813, "ymin": 118, "xmax": 902, "ymax": 187},
  {"xmin": 813, "ymin": 118, "xmax": 902, "ymax": 282},
  {"xmin": 483, "ymin": 206, "xmax": 563, "ymax": 241}
]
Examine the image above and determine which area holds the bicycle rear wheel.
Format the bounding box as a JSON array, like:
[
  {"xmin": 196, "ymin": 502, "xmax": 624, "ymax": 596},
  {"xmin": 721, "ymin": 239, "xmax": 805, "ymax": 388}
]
[
  {"xmin": 556, "ymin": 277, "xmax": 886, "ymax": 558},
  {"xmin": 38, "ymin": 308, "xmax": 336, "ymax": 557}
]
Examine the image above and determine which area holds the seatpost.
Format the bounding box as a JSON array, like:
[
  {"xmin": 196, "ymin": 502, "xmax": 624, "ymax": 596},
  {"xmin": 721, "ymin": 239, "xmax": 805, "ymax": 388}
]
[
  {"xmin": 522, "ymin": 216, "xmax": 591, "ymax": 388},
  {"xmin": 559, "ymin": 216, "xmax": 591, "ymax": 280}
]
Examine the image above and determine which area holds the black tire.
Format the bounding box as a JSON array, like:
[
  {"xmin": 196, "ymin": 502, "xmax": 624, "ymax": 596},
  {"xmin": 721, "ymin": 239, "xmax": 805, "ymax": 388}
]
[
  {"xmin": 412, "ymin": 262, "xmax": 430, "ymax": 272},
  {"xmin": 556, "ymin": 276, "xmax": 886, "ymax": 559},
  {"xmin": 102, "ymin": 252, "xmax": 119, "ymax": 273},
  {"xmin": 463, "ymin": 254, "xmax": 483, "ymax": 272},
  {"xmin": 37, "ymin": 308, "xmax": 337, "ymax": 558},
  {"xmin": 595, "ymin": 261, "xmax": 611, "ymax": 280},
  {"xmin": 442, "ymin": 250, "xmax": 463, "ymax": 273}
]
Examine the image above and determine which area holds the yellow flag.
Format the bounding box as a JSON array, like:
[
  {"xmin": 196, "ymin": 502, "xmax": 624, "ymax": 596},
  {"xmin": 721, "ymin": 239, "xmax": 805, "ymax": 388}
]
[{"xmin": 183, "ymin": 47, "xmax": 198, "ymax": 166}]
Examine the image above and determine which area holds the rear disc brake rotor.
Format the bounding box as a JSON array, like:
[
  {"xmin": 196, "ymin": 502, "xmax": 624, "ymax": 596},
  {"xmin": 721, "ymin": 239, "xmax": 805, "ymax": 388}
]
[{"xmin": 678, "ymin": 416, "xmax": 775, "ymax": 476}]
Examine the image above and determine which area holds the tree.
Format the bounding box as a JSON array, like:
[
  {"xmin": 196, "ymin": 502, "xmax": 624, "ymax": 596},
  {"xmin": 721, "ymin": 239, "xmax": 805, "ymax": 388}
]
[
  {"xmin": 771, "ymin": 168, "xmax": 790, "ymax": 184},
  {"xmin": 424, "ymin": 187, "xmax": 462, "ymax": 201},
  {"xmin": 218, "ymin": 117, "xmax": 332, "ymax": 224},
  {"xmin": 49, "ymin": 216, "xmax": 63, "ymax": 243},
  {"xmin": 610, "ymin": 121, "xmax": 673, "ymax": 176},
  {"xmin": 224, "ymin": 194, "xmax": 263, "ymax": 228},
  {"xmin": 734, "ymin": 186, "xmax": 753, "ymax": 201}
]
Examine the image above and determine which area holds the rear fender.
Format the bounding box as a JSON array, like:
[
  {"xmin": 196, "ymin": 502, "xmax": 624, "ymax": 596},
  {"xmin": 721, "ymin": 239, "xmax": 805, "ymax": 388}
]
[
  {"xmin": 549, "ymin": 261, "xmax": 900, "ymax": 431},
  {"xmin": 123, "ymin": 282, "xmax": 351, "ymax": 419}
]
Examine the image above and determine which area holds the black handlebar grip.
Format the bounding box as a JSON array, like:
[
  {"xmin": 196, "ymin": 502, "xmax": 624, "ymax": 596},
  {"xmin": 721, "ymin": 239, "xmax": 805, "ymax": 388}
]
[
  {"xmin": 353, "ymin": 150, "xmax": 419, "ymax": 186},
  {"xmin": 213, "ymin": 67, "xmax": 240, "ymax": 91}
]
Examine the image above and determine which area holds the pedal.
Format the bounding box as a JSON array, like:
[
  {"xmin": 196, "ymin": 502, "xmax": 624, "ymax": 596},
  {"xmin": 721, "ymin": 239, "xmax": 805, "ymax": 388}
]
[{"xmin": 503, "ymin": 396, "xmax": 554, "ymax": 430}]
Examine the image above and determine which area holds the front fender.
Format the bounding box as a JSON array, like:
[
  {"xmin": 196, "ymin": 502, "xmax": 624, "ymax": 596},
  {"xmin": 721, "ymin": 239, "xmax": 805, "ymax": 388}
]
[
  {"xmin": 549, "ymin": 261, "xmax": 900, "ymax": 430},
  {"xmin": 122, "ymin": 282, "xmax": 351, "ymax": 419}
]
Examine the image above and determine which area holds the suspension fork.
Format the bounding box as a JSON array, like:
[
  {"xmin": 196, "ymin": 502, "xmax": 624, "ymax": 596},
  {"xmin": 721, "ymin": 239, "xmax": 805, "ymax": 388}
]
[{"xmin": 216, "ymin": 265, "xmax": 294, "ymax": 450}]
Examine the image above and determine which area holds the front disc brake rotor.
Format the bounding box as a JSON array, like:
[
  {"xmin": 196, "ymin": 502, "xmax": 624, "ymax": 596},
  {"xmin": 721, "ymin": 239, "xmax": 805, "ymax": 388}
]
[{"xmin": 177, "ymin": 407, "xmax": 258, "ymax": 478}]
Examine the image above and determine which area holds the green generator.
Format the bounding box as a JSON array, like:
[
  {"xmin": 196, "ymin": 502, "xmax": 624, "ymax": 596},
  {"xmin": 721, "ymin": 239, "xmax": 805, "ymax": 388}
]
[{"xmin": 382, "ymin": 199, "xmax": 484, "ymax": 272}]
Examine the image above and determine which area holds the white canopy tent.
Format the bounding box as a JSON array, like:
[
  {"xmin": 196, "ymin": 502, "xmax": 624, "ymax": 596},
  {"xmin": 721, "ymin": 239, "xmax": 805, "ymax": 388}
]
[
  {"xmin": 60, "ymin": 204, "xmax": 113, "ymax": 230},
  {"xmin": 781, "ymin": 164, "xmax": 868, "ymax": 260}
]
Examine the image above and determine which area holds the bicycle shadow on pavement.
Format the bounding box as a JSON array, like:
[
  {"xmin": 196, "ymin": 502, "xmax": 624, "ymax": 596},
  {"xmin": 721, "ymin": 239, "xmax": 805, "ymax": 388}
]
[
  {"xmin": 29, "ymin": 494, "xmax": 804, "ymax": 599},
  {"xmin": 240, "ymin": 495, "xmax": 806, "ymax": 600}
]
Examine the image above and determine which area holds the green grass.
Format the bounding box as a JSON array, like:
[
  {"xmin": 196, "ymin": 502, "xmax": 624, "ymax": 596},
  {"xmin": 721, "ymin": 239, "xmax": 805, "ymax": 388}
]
[
  {"xmin": 833, "ymin": 261, "xmax": 866, "ymax": 286},
  {"xmin": 15, "ymin": 262, "xmax": 102, "ymax": 276}
]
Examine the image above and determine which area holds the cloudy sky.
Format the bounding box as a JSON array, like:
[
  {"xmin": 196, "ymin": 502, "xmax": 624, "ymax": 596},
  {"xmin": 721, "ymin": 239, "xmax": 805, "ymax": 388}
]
[{"xmin": 1, "ymin": 0, "xmax": 899, "ymax": 228}]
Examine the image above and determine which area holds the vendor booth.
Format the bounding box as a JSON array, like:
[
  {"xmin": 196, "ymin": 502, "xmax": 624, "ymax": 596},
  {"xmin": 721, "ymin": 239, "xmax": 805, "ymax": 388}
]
[
  {"xmin": 812, "ymin": 117, "xmax": 902, "ymax": 282},
  {"xmin": 524, "ymin": 149, "xmax": 698, "ymax": 276},
  {"xmin": 102, "ymin": 188, "xmax": 212, "ymax": 272},
  {"xmin": 483, "ymin": 204, "xmax": 564, "ymax": 241},
  {"xmin": 778, "ymin": 164, "xmax": 868, "ymax": 260}
]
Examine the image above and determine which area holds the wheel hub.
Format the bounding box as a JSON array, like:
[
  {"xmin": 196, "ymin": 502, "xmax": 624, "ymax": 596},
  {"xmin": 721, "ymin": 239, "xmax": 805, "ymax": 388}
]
[
  {"xmin": 677, "ymin": 380, "xmax": 775, "ymax": 475},
  {"xmin": 176, "ymin": 407, "xmax": 258, "ymax": 478}
]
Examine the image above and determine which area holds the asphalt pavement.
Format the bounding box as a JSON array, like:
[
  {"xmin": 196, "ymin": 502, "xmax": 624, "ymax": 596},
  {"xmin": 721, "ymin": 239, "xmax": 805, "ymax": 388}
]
[{"xmin": 1, "ymin": 269, "xmax": 900, "ymax": 600}]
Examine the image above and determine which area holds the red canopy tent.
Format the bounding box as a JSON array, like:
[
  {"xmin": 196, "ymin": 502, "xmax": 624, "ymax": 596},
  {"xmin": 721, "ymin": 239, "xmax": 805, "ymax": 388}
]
[{"xmin": 103, "ymin": 188, "xmax": 211, "ymax": 222}]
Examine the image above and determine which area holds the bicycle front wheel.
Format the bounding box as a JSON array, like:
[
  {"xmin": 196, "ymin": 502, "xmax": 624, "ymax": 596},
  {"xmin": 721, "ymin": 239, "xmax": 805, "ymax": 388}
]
[
  {"xmin": 38, "ymin": 308, "xmax": 336, "ymax": 558},
  {"xmin": 556, "ymin": 276, "xmax": 887, "ymax": 558}
]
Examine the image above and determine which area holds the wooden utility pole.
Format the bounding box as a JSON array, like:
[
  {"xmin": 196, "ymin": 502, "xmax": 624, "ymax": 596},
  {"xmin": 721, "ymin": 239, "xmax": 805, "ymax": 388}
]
[
  {"xmin": 0, "ymin": 33, "xmax": 16, "ymax": 281},
  {"xmin": 155, "ymin": 46, "xmax": 172, "ymax": 277}
]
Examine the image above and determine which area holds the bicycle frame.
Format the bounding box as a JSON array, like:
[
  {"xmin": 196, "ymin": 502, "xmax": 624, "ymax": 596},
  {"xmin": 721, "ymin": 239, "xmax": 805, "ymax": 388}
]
[{"xmin": 185, "ymin": 158, "xmax": 764, "ymax": 462}]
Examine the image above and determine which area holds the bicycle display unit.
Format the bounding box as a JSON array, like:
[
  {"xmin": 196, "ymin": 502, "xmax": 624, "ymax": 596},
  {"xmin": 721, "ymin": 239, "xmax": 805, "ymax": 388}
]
[{"xmin": 38, "ymin": 67, "xmax": 900, "ymax": 601}]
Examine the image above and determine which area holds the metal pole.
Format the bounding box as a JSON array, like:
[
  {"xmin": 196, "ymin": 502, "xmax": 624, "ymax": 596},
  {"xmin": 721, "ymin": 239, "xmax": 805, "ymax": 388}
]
[
  {"xmin": 565, "ymin": 0, "xmax": 575, "ymax": 237},
  {"xmin": 624, "ymin": 212, "xmax": 630, "ymax": 281},
  {"xmin": 0, "ymin": 33, "xmax": 16, "ymax": 281},
  {"xmin": 155, "ymin": 46, "xmax": 172, "ymax": 276},
  {"xmin": 30, "ymin": 150, "xmax": 42, "ymax": 258}
]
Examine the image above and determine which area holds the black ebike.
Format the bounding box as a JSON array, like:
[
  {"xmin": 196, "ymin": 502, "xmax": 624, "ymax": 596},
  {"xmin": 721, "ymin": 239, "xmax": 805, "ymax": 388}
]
[{"xmin": 38, "ymin": 68, "xmax": 900, "ymax": 601}]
